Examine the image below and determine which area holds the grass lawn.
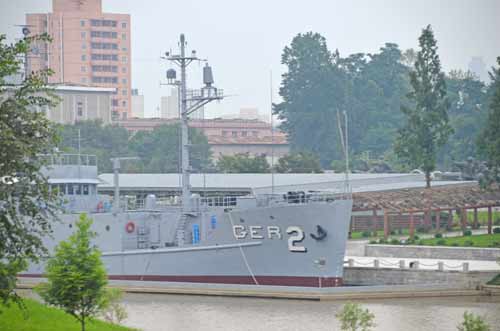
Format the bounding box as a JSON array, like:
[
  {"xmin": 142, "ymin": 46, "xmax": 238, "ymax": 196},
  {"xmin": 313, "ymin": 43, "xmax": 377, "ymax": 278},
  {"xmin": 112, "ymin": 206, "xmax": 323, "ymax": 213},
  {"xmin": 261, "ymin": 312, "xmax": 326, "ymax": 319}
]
[
  {"xmin": 419, "ymin": 233, "xmax": 500, "ymax": 248},
  {"xmin": 0, "ymin": 298, "xmax": 136, "ymax": 331}
]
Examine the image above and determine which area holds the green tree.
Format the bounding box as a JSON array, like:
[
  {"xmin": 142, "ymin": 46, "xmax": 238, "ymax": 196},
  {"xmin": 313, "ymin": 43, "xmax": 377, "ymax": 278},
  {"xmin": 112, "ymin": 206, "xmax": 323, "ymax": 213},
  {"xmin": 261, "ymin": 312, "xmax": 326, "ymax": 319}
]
[
  {"xmin": 128, "ymin": 123, "xmax": 212, "ymax": 173},
  {"xmin": 0, "ymin": 34, "xmax": 60, "ymax": 307},
  {"xmin": 217, "ymin": 153, "xmax": 270, "ymax": 173},
  {"xmin": 274, "ymin": 32, "xmax": 346, "ymax": 167},
  {"xmin": 395, "ymin": 25, "xmax": 452, "ymax": 187},
  {"xmin": 477, "ymin": 57, "xmax": 500, "ymax": 184},
  {"xmin": 59, "ymin": 120, "xmax": 130, "ymax": 173},
  {"xmin": 275, "ymin": 151, "xmax": 323, "ymax": 173},
  {"xmin": 457, "ymin": 311, "xmax": 490, "ymax": 331},
  {"xmin": 439, "ymin": 70, "xmax": 487, "ymax": 168},
  {"xmin": 37, "ymin": 214, "xmax": 108, "ymax": 331},
  {"xmin": 336, "ymin": 303, "xmax": 376, "ymax": 331}
]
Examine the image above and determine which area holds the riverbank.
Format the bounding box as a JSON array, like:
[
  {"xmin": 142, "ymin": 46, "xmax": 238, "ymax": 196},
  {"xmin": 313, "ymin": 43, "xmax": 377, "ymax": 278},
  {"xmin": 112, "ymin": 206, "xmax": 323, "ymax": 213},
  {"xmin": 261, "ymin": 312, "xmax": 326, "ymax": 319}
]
[{"xmin": 0, "ymin": 298, "xmax": 135, "ymax": 331}]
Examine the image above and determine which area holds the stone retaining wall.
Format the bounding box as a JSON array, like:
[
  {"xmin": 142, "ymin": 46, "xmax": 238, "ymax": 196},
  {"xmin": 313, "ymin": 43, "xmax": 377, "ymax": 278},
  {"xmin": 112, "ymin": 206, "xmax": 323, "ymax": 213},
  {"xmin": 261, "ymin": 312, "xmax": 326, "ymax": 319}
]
[
  {"xmin": 344, "ymin": 267, "xmax": 497, "ymax": 288},
  {"xmin": 365, "ymin": 244, "xmax": 500, "ymax": 261}
]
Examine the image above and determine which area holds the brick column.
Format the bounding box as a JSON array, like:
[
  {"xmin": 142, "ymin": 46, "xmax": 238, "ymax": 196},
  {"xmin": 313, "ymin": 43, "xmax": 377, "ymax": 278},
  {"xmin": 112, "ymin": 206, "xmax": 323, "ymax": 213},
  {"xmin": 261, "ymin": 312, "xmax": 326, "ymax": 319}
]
[
  {"xmin": 383, "ymin": 209, "xmax": 389, "ymax": 239},
  {"xmin": 473, "ymin": 208, "xmax": 478, "ymax": 229},
  {"xmin": 461, "ymin": 208, "xmax": 467, "ymax": 230},
  {"xmin": 409, "ymin": 212, "xmax": 415, "ymax": 240},
  {"xmin": 447, "ymin": 209, "xmax": 454, "ymax": 229},
  {"xmin": 488, "ymin": 206, "xmax": 493, "ymax": 234},
  {"xmin": 436, "ymin": 209, "xmax": 440, "ymax": 232},
  {"xmin": 372, "ymin": 209, "xmax": 378, "ymax": 236}
]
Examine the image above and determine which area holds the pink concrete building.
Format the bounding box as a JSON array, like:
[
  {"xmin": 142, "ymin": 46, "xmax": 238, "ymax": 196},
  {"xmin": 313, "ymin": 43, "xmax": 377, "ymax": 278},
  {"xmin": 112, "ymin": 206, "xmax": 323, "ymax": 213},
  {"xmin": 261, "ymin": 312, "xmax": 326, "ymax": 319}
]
[{"xmin": 26, "ymin": 0, "xmax": 131, "ymax": 119}]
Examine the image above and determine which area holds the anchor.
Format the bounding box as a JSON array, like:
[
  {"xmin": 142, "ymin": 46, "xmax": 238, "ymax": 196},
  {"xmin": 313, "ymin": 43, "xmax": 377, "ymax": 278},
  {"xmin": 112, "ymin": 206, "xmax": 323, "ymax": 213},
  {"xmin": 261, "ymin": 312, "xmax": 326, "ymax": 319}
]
[{"xmin": 310, "ymin": 225, "xmax": 327, "ymax": 241}]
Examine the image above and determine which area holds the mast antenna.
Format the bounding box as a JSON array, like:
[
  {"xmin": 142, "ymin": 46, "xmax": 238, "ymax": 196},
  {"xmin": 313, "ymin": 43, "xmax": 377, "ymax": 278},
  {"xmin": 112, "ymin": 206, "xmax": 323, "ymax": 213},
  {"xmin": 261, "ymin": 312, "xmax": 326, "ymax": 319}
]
[{"xmin": 162, "ymin": 34, "xmax": 224, "ymax": 212}]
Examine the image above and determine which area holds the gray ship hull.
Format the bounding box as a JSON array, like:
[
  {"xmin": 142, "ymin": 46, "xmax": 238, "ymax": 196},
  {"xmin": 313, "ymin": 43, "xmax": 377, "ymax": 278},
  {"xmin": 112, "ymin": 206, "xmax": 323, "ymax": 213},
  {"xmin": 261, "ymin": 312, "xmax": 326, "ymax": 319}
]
[{"xmin": 23, "ymin": 199, "xmax": 352, "ymax": 287}]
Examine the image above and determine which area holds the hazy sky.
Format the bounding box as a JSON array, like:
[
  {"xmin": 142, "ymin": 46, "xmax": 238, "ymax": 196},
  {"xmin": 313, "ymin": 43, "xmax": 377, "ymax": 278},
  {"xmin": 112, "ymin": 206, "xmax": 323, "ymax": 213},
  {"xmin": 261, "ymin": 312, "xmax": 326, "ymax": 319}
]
[{"xmin": 1, "ymin": 0, "xmax": 499, "ymax": 118}]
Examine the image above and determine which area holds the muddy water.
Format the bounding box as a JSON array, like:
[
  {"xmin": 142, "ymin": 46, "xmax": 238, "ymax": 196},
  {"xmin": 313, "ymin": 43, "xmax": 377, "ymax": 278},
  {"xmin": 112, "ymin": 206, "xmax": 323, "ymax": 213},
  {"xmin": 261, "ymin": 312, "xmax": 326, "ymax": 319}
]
[{"xmin": 121, "ymin": 293, "xmax": 500, "ymax": 331}]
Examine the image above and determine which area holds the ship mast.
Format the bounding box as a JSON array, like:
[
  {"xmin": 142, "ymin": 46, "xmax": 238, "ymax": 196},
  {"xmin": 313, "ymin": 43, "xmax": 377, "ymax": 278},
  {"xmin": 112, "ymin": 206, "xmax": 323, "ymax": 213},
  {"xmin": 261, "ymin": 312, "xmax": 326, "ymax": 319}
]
[{"xmin": 163, "ymin": 34, "xmax": 223, "ymax": 212}]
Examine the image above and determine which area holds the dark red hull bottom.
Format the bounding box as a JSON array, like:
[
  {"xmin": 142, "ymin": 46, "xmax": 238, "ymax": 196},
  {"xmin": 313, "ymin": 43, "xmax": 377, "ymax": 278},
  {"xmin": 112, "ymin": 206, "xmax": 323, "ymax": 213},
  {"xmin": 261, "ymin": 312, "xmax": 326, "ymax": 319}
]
[{"xmin": 19, "ymin": 274, "xmax": 343, "ymax": 287}]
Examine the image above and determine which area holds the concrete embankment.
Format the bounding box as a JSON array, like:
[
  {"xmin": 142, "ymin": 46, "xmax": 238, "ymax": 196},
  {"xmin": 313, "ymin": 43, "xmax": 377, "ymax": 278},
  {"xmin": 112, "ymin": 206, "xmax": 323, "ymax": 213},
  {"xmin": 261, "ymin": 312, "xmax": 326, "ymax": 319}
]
[
  {"xmin": 16, "ymin": 276, "xmax": 499, "ymax": 301},
  {"xmin": 365, "ymin": 244, "xmax": 500, "ymax": 261},
  {"xmin": 343, "ymin": 267, "xmax": 497, "ymax": 287}
]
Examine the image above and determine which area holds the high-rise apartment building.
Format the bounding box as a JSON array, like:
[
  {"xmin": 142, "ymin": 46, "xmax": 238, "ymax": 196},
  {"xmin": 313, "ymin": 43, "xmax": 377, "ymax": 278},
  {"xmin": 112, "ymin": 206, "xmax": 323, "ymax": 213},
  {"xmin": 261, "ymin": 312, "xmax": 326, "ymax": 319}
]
[{"xmin": 26, "ymin": 0, "xmax": 131, "ymax": 119}]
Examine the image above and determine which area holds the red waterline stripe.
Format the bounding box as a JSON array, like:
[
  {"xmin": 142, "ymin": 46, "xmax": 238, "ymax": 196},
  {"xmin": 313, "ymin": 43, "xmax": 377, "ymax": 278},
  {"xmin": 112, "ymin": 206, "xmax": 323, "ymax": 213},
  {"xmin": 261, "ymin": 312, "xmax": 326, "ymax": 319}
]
[{"xmin": 18, "ymin": 274, "xmax": 343, "ymax": 287}]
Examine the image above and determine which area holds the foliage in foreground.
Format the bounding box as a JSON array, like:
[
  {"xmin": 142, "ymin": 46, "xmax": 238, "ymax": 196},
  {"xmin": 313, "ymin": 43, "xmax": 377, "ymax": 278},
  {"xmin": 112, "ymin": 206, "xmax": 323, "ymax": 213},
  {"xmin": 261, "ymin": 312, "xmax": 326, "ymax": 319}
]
[
  {"xmin": 336, "ymin": 303, "xmax": 375, "ymax": 331},
  {"xmin": 0, "ymin": 33, "xmax": 60, "ymax": 308},
  {"xmin": 0, "ymin": 298, "xmax": 134, "ymax": 331},
  {"xmin": 457, "ymin": 311, "xmax": 490, "ymax": 331},
  {"xmin": 37, "ymin": 214, "xmax": 108, "ymax": 331}
]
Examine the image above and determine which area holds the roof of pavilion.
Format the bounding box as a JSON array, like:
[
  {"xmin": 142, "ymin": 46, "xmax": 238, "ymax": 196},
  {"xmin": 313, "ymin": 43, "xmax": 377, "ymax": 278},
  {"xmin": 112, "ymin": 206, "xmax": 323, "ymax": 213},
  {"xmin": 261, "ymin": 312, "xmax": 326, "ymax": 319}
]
[{"xmin": 352, "ymin": 183, "xmax": 500, "ymax": 213}]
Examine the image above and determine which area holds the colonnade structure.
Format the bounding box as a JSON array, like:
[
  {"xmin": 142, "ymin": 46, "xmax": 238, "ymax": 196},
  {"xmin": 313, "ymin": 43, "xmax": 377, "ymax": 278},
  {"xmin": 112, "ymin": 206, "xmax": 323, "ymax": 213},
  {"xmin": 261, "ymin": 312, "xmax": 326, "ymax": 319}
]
[{"xmin": 351, "ymin": 183, "xmax": 500, "ymax": 240}]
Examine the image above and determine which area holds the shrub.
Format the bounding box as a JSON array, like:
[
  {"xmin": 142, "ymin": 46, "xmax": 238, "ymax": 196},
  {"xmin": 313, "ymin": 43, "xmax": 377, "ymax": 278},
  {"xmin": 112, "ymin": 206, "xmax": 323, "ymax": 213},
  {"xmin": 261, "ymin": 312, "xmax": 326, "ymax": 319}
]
[
  {"xmin": 418, "ymin": 240, "xmax": 425, "ymax": 245},
  {"xmin": 416, "ymin": 226, "xmax": 427, "ymax": 234},
  {"xmin": 434, "ymin": 233, "xmax": 443, "ymax": 239},
  {"xmin": 463, "ymin": 229, "xmax": 472, "ymax": 236},
  {"xmin": 493, "ymin": 241, "xmax": 500, "ymax": 247},
  {"xmin": 451, "ymin": 242, "xmax": 459, "ymax": 247},
  {"xmin": 464, "ymin": 240, "xmax": 474, "ymax": 247},
  {"xmin": 457, "ymin": 311, "xmax": 490, "ymax": 331},
  {"xmin": 494, "ymin": 217, "xmax": 500, "ymax": 225},
  {"xmin": 390, "ymin": 238, "xmax": 400, "ymax": 245},
  {"xmin": 493, "ymin": 227, "xmax": 500, "ymax": 234},
  {"xmin": 397, "ymin": 228, "xmax": 404, "ymax": 235},
  {"xmin": 389, "ymin": 230, "xmax": 396, "ymax": 236},
  {"xmin": 369, "ymin": 240, "xmax": 377, "ymax": 244},
  {"xmin": 378, "ymin": 238, "xmax": 387, "ymax": 244},
  {"xmin": 413, "ymin": 235, "xmax": 420, "ymax": 240},
  {"xmin": 362, "ymin": 231, "xmax": 371, "ymax": 238},
  {"xmin": 336, "ymin": 303, "xmax": 376, "ymax": 331},
  {"xmin": 436, "ymin": 239, "xmax": 447, "ymax": 246}
]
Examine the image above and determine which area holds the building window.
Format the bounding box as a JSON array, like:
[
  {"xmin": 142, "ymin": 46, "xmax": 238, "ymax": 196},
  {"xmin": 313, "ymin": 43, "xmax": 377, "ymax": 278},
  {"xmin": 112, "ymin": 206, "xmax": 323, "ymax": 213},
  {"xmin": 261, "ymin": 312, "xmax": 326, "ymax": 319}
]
[
  {"xmin": 241, "ymin": 131, "xmax": 248, "ymax": 137},
  {"xmin": 122, "ymin": 56, "xmax": 127, "ymax": 62},
  {"xmin": 92, "ymin": 65, "xmax": 118, "ymax": 72},
  {"xmin": 122, "ymin": 112, "xmax": 127, "ymax": 119},
  {"xmin": 122, "ymin": 33, "xmax": 126, "ymax": 40},
  {"xmin": 80, "ymin": 20, "xmax": 85, "ymax": 27},
  {"xmin": 222, "ymin": 131, "xmax": 228, "ymax": 137},
  {"xmin": 81, "ymin": 31, "xmax": 86, "ymax": 39},
  {"xmin": 67, "ymin": 184, "xmax": 74, "ymax": 195},
  {"xmin": 81, "ymin": 54, "xmax": 86, "ymax": 61},
  {"xmin": 92, "ymin": 76, "xmax": 118, "ymax": 84},
  {"xmin": 112, "ymin": 99, "xmax": 119, "ymax": 106},
  {"xmin": 122, "ymin": 100, "xmax": 127, "ymax": 107},
  {"xmin": 77, "ymin": 102, "xmax": 83, "ymax": 116},
  {"xmin": 91, "ymin": 42, "xmax": 118, "ymax": 50},
  {"xmin": 121, "ymin": 67, "xmax": 126, "ymax": 73},
  {"xmin": 121, "ymin": 22, "xmax": 127, "ymax": 28},
  {"xmin": 90, "ymin": 19, "xmax": 117, "ymax": 27},
  {"xmin": 121, "ymin": 46, "xmax": 127, "ymax": 51},
  {"xmin": 81, "ymin": 66, "xmax": 86, "ymax": 72},
  {"xmin": 231, "ymin": 131, "xmax": 237, "ymax": 137},
  {"xmin": 90, "ymin": 31, "xmax": 117, "ymax": 38},
  {"xmin": 122, "ymin": 78, "xmax": 127, "ymax": 84},
  {"xmin": 122, "ymin": 89, "xmax": 127, "ymax": 96},
  {"xmin": 91, "ymin": 53, "xmax": 118, "ymax": 61},
  {"xmin": 82, "ymin": 43, "xmax": 87, "ymax": 50},
  {"xmin": 252, "ymin": 131, "xmax": 258, "ymax": 137}
]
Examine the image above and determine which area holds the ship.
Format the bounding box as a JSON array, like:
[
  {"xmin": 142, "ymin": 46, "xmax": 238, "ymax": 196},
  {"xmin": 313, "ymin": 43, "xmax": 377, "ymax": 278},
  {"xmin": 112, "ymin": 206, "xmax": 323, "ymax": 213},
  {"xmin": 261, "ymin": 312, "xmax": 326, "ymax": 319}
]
[{"xmin": 21, "ymin": 34, "xmax": 353, "ymax": 288}]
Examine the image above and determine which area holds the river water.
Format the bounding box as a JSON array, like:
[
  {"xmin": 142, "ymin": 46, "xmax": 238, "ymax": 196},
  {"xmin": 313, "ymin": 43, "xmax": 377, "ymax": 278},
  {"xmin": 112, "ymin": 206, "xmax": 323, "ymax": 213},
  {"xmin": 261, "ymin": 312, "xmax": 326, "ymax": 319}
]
[{"xmin": 121, "ymin": 293, "xmax": 500, "ymax": 331}]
